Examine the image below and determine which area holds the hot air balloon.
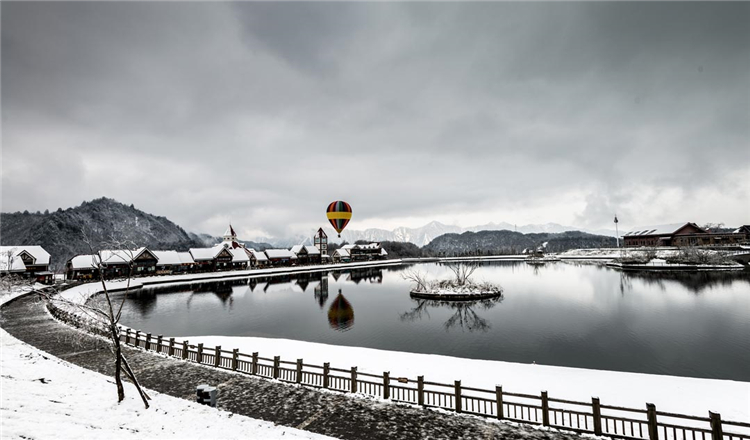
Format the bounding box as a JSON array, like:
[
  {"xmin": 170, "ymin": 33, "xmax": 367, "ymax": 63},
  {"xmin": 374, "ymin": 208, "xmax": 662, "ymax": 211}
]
[{"xmin": 326, "ymin": 200, "xmax": 352, "ymax": 238}]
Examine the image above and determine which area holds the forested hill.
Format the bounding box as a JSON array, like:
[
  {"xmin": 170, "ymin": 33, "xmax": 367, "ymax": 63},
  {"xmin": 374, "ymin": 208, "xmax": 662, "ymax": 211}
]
[
  {"xmin": 0, "ymin": 197, "xmax": 204, "ymax": 270},
  {"xmin": 422, "ymin": 230, "xmax": 617, "ymax": 255}
]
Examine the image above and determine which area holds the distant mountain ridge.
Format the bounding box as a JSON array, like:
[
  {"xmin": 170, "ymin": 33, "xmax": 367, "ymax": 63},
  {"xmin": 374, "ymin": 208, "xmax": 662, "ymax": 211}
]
[
  {"xmin": 1, "ymin": 197, "xmax": 204, "ymax": 270},
  {"xmin": 423, "ymin": 230, "xmax": 617, "ymax": 255},
  {"xmin": 263, "ymin": 221, "xmax": 617, "ymax": 248}
]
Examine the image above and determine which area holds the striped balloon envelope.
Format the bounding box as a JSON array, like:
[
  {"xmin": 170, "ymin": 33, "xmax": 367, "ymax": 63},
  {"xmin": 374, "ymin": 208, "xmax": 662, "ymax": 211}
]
[{"xmin": 326, "ymin": 201, "xmax": 352, "ymax": 238}]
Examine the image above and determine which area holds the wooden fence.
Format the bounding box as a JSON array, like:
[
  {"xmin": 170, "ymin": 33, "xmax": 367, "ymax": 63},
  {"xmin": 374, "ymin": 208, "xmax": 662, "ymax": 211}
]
[{"xmin": 45, "ymin": 300, "xmax": 749, "ymax": 440}]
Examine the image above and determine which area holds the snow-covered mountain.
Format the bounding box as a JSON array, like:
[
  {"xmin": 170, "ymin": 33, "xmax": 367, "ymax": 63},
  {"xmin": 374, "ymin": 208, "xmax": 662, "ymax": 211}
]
[{"xmin": 260, "ymin": 221, "xmax": 617, "ymax": 248}]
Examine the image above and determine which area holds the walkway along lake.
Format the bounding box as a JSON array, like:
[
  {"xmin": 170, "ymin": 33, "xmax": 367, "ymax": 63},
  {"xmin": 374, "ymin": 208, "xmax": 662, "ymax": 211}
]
[{"xmin": 112, "ymin": 261, "xmax": 750, "ymax": 382}]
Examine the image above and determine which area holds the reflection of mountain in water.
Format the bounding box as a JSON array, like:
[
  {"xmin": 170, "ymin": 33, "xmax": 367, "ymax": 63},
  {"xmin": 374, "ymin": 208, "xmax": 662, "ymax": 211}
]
[
  {"xmin": 400, "ymin": 296, "xmax": 504, "ymax": 332},
  {"xmin": 622, "ymin": 270, "xmax": 750, "ymax": 294},
  {"xmin": 328, "ymin": 290, "xmax": 354, "ymax": 331}
]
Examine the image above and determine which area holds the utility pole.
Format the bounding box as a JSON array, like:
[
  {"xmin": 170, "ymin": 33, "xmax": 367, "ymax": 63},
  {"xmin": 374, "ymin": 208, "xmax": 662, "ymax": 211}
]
[{"xmin": 614, "ymin": 215, "xmax": 620, "ymax": 248}]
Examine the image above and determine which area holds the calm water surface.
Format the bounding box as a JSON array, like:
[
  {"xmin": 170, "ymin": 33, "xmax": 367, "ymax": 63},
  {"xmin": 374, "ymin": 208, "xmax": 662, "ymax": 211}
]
[{"xmin": 115, "ymin": 262, "xmax": 750, "ymax": 381}]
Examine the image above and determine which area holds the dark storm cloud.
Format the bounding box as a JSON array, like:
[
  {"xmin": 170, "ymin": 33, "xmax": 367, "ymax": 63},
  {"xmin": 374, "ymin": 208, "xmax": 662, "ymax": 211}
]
[{"xmin": 2, "ymin": 2, "xmax": 748, "ymax": 238}]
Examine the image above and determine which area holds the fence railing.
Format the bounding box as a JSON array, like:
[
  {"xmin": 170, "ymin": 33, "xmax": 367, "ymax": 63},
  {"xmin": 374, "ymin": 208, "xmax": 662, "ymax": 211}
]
[{"xmin": 44, "ymin": 300, "xmax": 749, "ymax": 440}]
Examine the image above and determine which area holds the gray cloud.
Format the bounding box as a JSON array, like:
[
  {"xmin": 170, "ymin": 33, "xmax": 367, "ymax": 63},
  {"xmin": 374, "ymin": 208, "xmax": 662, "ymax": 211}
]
[{"xmin": 2, "ymin": 2, "xmax": 748, "ymax": 239}]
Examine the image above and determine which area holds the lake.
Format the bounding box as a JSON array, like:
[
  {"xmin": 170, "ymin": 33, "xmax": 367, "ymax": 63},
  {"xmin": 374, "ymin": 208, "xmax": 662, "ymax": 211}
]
[{"xmin": 114, "ymin": 261, "xmax": 750, "ymax": 381}]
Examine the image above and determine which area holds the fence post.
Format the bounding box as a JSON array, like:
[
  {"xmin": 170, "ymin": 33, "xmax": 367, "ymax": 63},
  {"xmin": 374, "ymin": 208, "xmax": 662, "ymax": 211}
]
[
  {"xmin": 125, "ymin": 328, "xmax": 131, "ymax": 345},
  {"xmin": 182, "ymin": 340, "xmax": 188, "ymax": 360},
  {"xmin": 135, "ymin": 330, "xmax": 141, "ymax": 347},
  {"xmin": 168, "ymin": 338, "xmax": 175, "ymax": 357},
  {"xmin": 273, "ymin": 356, "xmax": 280, "ymax": 379},
  {"xmin": 252, "ymin": 352, "xmax": 258, "ymax": 375},
  {"xmin": 383, "ymin": 372, "xmax": 390, "ymax": 399},
  {"xmin": 350, "ymin": 367, "xmax": 358, "ymax": 393},
  {"xmin": 157, "ymin": 335, "xmax": 163, "ymax": 354},
  {"xmin": 418, "ymin": 376, "xmax": 425, "ymax": 406},
  {"xmin": 455, "ymin": 380, "xmax": 462, "ymax": 413},
  {"xmin": 541, "ymin": 391, "xmax": 550, "ymax": 426},
  {"xmin": 232, "ymin": 349, "xmax": 239, "ymax": 371},
  {"xmin": 197, "ymin": 343, "xmax": 203, "ymax": 364},
  {"xmin": 496, "ymin": 386, "xmax": 504, "ymax": 419},
  {"xmin": 647, "ymin": 403, "xmax": 659, "ymax": 440},
  {"xmin": 145, "ymin": 333, "xmax": 151, "ymax": 351},
  {"xmin": 296, "ymin": 359, "xmax": 303, "ymax": 384},
  {"xmin": 592, "ymin": 397, "xmax": 603, "ymax": 435},
  {"xmin": 323, "ymin": 363, "xmax": 330, "ymax": 389},
  {"xmin": 709, "ymin": 412, "xmax": 723, "ymax": 440},
  {"xmin": 214, "ymin": 346, "xmax": 221, "ymax": 367}
]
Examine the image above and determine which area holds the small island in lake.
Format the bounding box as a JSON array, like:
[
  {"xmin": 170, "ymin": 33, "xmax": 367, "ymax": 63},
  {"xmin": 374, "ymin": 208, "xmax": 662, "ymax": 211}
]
[{"xmin": 403, "ymin": 264, "xmax": 504, "ymax": 300}]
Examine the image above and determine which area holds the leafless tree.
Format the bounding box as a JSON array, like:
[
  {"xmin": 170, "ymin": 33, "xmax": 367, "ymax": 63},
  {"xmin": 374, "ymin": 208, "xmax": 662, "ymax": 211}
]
[
  {"xmin": 401, "ymin": 269, "xmax": 430, "ymax": 292},
  {"xmin": 445, "ymin": 263, "xmax": 477, "ymax": 286},
  {"xmin": 0, "ymin": 247, "xmax": 33, "ymax": 296},
  {"xmin": 42, "ymin": 229, "xmax": 151, "ymax": 408}
]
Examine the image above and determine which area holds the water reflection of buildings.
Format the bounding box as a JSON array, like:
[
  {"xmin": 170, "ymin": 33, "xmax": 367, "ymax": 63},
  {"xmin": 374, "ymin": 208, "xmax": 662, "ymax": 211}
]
[
  {"xmin": 328, "ymin": 289, "xmax": 355, "ymax": 331},
  {"xmin": 400, "ymin": 296, "xmax": 504, "ymax": 332},
  {"xmin": 621, "ymin": 270, "xmax": 750, "ymax": 294}
]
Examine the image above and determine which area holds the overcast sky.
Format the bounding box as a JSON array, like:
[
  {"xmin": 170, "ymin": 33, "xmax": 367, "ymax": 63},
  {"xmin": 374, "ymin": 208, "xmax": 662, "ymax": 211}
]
[{"xmin": 2, "ymin": 2, "xmax": 748, "ymax": 240}]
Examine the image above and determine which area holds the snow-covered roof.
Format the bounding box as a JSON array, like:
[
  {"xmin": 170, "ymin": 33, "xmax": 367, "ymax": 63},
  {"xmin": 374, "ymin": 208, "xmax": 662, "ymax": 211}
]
[
  {"xmin": 177, "ymin": 252, "xmax": 195, "ymax": 264},
  {"xmin": 249, "ymin": 249, "xmax": 268, "ymax": 262},
  {"xmin": 380, "ymin": 248, "xmax": 388, "ymax": 256},
  {"xmin": 264, "ymin": 249, "xmax": 297, "ymax": 259},
  {"xmin": 0, "ymin": 245, "xmax": 51, "ymax": 266},
  {"xmin": 189, "ymin": 247, "xmax": 224, "ymax": 261},
  {"xmin": 68, "ymin": 254, "xmax": 101, "ymax": 270},
  {"xmin": 334, "ymin": 248, "xmax": 350, "ymax": 258},
  {"xmin": 342, "ymin": 244, "xmax": 356, "ymax": 250},
  {"xmin": 229, "ymin": 248, "xmax": 249, "ymax": 263},
  {"xmin": 99, "ymin": 248, "xmax": 150, "ymax": 264},
  {"xmin": 357, "ymin": 243, "xmax": 381, "ymax": 250},
  {"xmin": 623, "ymin": 223, "xmax": 704, "ymax": 237},
  {"xmin": 291, "ymin": 245, "xmax": 321, "ymax": 256},
  {"xmin": 152, "ymin": 250, "xmax": 182, "ymax": 266}
]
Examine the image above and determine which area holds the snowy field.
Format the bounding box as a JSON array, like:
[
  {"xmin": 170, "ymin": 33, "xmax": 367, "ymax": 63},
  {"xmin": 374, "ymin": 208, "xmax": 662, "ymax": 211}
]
[
  {"xmin": 183, "ymin": 335, "xmax": 750, "ymax": 423},
  {"xmin": 1, "ymin": 288, "xmax": 333, "ymax": 440}
]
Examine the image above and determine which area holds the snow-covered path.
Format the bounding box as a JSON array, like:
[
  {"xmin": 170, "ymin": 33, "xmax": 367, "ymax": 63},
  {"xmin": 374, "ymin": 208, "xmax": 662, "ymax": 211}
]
[{"xmin": 0, "ymin": 289, "xmax": 333, "ymax": 440}]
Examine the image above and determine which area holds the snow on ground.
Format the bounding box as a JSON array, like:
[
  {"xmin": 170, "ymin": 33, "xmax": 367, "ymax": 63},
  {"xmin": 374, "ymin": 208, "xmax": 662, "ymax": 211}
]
[
  {"xmin": 1, "ymin": 289, "xmax": 333, "ymax": 440},
  {"xmin": 183, "ymin": 335, "xmax": 750, "ymax": 423}
]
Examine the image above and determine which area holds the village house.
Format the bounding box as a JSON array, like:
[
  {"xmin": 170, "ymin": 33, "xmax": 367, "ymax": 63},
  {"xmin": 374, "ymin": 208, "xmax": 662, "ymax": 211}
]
[
  {"xmin": 264, "ymin": 249, "xmax": 297, "ymax": 266},
  {"xmin": 247, "ymin": 249, "xmax": 269, "ymax": 268},
  {"xmin": 624, "ymin": 223, "xmax": 750, "ymax": 247},
  {"xmin": 65, "ymin": 254, "xmax": 101, "ymax": 280},
  {"xmin": 0, "ymin": 245, "xmax": 53, "ymax": 284},
  {"xmin": 152, "ymin": 250, "xmax": 184, "ymax": 275},
  {"xmin": 331, "ymin": 248, "xmax": 351, "ymax": 263},
  {"xmin": 290, "ymin": 245, "xmax": 322, "ymax": 265},
  {"xmin": 176, "ymin": 252, "xmax": 196, "ymax": 273},
  {"xmin": 189, "ymin": 246, "xmax": 234, "ymax": 272},
  {"xmin": 343, "ymin": 243, "xmax": 388, "ymax": 262},
  {"xmin": 228, "ymin": 247, "xmax": 250, "ymax": 270},
  {"xmin": 99, "ymin": 248, "xmax": 159, "ymax": 279}
]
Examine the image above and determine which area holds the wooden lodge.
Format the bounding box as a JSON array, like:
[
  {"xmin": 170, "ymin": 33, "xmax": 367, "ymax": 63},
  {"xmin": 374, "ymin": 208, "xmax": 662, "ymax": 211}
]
[
  {"xmin": 66, "ymin": 254, "xmax": 101, "ymax": 280},
  {"xmin": 99, "ymin": 248, "xmax": 159, "ymax": 279},
  {"xmin": 342, "ymin": 243, "xmax": 388, "ymax": 262},
  {"xmin": 264, "ymin": 249, "xmax": 297, "ymax": 266},
  {"xmin": 189, "ymin": 246, "xmax": 234, "ymax": 272},
  {"xmin": 331, "ymin": 248, "xmax": 351, "ymax": 263},
  {"xmin": 290, "ymin": 245, "xmax": 322, "ymax": 265},
  {"xmin": 248, "ymin": 249, "xmax": 269, "ymax": 268},
  {"xmin": 0, "ymin": 245, "xmax": 53, "ymax": 284},
  {"xmin": 623, "ymin": 223, "xmax": 750, "ymax": 247}
]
